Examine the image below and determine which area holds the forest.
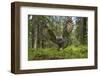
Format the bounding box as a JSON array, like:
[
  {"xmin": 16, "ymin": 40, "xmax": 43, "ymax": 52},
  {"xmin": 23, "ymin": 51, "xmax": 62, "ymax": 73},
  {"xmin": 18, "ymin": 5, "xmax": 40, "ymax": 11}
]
[{"xmin": 28, "ymin": 15, "xmax": 88, "ymax": 60}]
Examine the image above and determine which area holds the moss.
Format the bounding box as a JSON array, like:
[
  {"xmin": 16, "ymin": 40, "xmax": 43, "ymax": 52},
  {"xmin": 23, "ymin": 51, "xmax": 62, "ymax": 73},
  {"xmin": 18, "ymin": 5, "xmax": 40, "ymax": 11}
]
[{"xmin": 28, "ymin": 45, "xmax": 88, "ymax": 60}]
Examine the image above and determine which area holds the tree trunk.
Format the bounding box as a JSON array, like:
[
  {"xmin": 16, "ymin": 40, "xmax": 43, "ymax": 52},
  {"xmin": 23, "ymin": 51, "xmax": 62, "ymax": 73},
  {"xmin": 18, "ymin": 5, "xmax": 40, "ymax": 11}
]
[{"xmin": 34, "ymin": 24, "xmax": 38, "ymax": 50}]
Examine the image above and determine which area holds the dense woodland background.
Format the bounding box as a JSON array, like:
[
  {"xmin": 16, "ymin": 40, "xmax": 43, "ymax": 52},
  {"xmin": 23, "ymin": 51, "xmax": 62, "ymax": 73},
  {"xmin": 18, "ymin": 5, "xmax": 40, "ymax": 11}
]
[{"xmin": 28, "ymin": 15, "xmax": 88, "ymax": 60}]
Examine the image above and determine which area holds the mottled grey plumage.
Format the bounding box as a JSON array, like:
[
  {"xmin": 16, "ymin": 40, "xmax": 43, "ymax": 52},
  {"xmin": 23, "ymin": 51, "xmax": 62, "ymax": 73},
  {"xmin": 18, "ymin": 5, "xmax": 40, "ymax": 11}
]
[
  {"xmin": 47, "ymin": 29, "xmax": 68, "ymax": 50},
  {"xmin": 44, "ymin": 17, "xmax": 73, "ymax": 50}
]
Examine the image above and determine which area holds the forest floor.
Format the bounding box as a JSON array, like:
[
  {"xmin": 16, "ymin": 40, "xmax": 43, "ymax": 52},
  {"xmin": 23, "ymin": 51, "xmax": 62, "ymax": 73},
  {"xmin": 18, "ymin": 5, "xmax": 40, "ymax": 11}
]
[{"xmin": 28, "ymin": 45, "xmax": 88, "ymax": 60}]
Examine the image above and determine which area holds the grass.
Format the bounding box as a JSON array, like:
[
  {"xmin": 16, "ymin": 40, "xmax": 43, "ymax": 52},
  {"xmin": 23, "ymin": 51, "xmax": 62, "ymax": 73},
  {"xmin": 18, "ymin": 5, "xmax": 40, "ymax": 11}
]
[{"xmin": 28, "ymin": 45, "xmax": 88, "ymax": 60}]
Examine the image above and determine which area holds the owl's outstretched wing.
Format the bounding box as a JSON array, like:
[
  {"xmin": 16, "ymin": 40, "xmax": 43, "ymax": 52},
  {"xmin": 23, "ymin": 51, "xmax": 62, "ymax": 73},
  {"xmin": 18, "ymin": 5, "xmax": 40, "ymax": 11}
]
[
  {"xmin": 63, "ymin": 17, "xmax": 73, "ymax": 38},
  {"xmin": 62, "ymin": 17, "xmax": 74, "ymax": 47}
]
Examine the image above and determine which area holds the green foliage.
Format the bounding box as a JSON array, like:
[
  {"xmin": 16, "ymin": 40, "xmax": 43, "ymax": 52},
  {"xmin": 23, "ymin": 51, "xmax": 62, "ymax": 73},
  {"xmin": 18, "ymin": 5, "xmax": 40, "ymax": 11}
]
[
  {"xmin": 75, "ymin": 17, "xmax": 88, "ymax": 45},
  {"xmin": 28, "ymin": 45, "xmax": 88, "ymax": 60},
  {"xmin": 28, "ymin": 15, "xmax": 88, "ymax": 60}
]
